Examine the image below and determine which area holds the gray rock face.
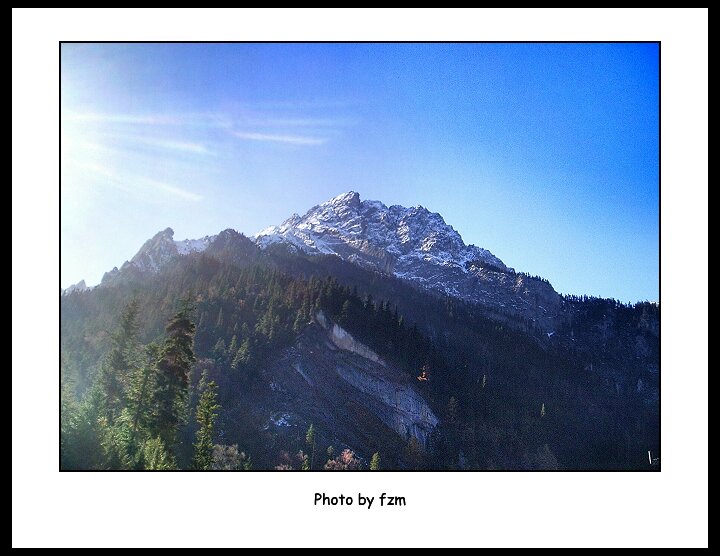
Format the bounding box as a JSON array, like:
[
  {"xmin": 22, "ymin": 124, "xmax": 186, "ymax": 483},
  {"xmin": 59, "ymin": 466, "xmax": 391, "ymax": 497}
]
[
  {"xmin": 316, "ymin": 310, "xmax": 385, "ymax": 366},
  {"xmin": 314, "ymin": 311, "xmax": 437, "ymax": 445},
  {"xmin": 101, "ymin": 227, "xmax": 215, "ymax": 285},
  {"xmin": 61, "ymin": 279, "xmax": 88, "ymax": 295},
  {"xmin": 262, "ymin": 314, "xmax": 438, "ymax": 458},
  {"xmin": 130, "ymin": 227, "xmax": 179, "ymax": 272},
  {"xmin": 334, "ymin": 360, "xmax": 438, "ymax": 446}
]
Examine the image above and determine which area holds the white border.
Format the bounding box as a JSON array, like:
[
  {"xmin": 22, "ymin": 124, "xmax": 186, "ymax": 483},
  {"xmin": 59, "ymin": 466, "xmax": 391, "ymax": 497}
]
[{"xmin": 12, "ymin": 8, "xmax": 707, "ymax": 548}]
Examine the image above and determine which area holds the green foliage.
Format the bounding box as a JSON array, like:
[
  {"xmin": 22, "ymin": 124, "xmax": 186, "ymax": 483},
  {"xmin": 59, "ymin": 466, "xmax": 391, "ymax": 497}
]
[
  {"xmin": 142, "ymin": 436, "xmax": 177, "ymax": 470},
  {"xmin": 305, "ymin": 423, "xmax": 316, "ymax": 470},
  {"xmin": 61, "ymin": 303, "xmax": 202, "ymax": 470},
  {"xmin": 126, "ymin": 344, "xmax": 160, "ymax": 452},
  {"xmin": 61, "ymin": 380, "xmax": 105, "ymax": 469},
  {"xmin": 154, "ymin": 304, "xmax": 196, "ymax": 446},
  {"xmin": 192, "ymin": 375, "xmax": 221, "ymax": 470},
  {"xmin": 212, "ymin": 338, "xmax": 226, "ymax": 359},
  {"xmin": 370, "ymin": 452, "xmax": 381, "ymax": 471},
  {"xmin": 231, "ymin": 337, "xmax": 251, "ymax": 371},
  {"xmin": 228, "ymin": 335, "xmax": 238, "ymax": 356},
  {"xmin": 97, "ymin": 299, "xmax": 141, "ymax": 420}
]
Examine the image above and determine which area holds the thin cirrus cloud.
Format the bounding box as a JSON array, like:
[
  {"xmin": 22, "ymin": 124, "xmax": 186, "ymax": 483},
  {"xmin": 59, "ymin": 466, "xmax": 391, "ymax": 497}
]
[
  {"xmin": 65, "ymin": 111, "xmax": 230, "ymax": 128},
  {"xmin": 140, "ymin": 177, "xmax": 204, "ymax": 202},
  {"xmin": 65, "ymin": 109, "xmax": 353, "ymax": 149},
  {"xmin": 63, "ymin": 108, "xmax": 351, "ymax": 206},
  {"xmin": 63, "ymin": 106, "xmax": 355, "ymax": 211},
  {"xmin": 144, "ymin": 138, "xmax": 211, "ymax": 155},
  {"xmin": 72, "ymin": 160, "xmax": 204, "ymax": 203},
  {"xmin": 254, "ymin": 117, "xmax": 355, "ymax": 128},
  {"xmin": 108, "ymin": 134, "xmax": 214, "ymax": 155},
  {"xmin": 231, "ymin": 130, "xmax": 329, "ymax": 146}
]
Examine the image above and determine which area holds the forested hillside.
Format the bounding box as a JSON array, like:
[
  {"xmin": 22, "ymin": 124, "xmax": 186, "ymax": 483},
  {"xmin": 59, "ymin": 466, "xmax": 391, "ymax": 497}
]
[{"xmin": 61, "ymin": 242, "xmax": 659, "ymax": 470}]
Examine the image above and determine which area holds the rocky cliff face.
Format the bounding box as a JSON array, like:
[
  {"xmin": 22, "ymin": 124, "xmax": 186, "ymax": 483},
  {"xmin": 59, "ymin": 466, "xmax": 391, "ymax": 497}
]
[
  {"xmin": 333, "ymin": 361, "xmax": 438, "ymax": 446},
  {"xmin": 315, "ymin": 311, "xmax": 437, "ymax": 445},
  {"xmin": 316, "ymin": 310, "xmax": 385, "ymax": 366},
  {"xmin": 61, "ymin": 279, "xmax": 89, "ymax": 295},
  {"xmin": 259, "ymin": 313, "xmax": 438, "ymax": 461},
  {"xmin": 101, "ymin": 227, "xmax": 214, "ymax": 285}
]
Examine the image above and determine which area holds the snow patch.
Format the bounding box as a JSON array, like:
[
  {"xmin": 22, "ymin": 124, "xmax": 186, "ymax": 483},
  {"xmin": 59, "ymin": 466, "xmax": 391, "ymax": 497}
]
[{"xmin": 175, "ymin": 235, "xmax": 214, "ymax": 255}]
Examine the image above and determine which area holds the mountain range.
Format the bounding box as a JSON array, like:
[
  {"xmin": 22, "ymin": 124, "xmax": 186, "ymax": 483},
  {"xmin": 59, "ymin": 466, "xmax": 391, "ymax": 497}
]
[
  {"xmin": 83, "ymin": 191, "xmax": 562, "ymax": 330},
  {"xmin": 60, "ymin": 191, "xmax": 660, "ymax": 470}
]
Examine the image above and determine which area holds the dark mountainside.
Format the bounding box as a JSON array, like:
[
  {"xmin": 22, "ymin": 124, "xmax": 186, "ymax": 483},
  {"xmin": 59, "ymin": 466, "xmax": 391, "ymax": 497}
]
[{"xmin": 60, "ymin": 192, "xmax": 659, "ymax": 470}]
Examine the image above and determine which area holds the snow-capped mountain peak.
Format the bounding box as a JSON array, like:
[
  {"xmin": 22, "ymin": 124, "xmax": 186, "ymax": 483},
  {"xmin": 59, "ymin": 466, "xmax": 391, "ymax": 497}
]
[
  {"xmin": 253, "ymin": 191, "xmax": 565, "ymax": 328},
  {"xmin": 254, "ymin": 191, "xmax": 510, "ymax": 274}
]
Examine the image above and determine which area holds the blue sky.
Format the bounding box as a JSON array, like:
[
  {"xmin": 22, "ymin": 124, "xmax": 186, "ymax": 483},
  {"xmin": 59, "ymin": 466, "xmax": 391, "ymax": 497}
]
[{"xmin": 61, "ymin": 43, "xmax": 658, "ymax": 302}]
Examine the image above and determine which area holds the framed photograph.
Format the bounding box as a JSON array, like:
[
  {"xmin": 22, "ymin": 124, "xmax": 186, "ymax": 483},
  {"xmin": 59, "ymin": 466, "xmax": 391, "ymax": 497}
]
[{"xmin": 60, "ymin": 42, "xmax": 660, "ymax": 473}]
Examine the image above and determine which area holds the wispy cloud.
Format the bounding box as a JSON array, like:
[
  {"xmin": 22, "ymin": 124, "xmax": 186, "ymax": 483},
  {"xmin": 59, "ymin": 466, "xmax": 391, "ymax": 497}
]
[
  {"xmin": 64, "ymin": 104, "xmax": 356, "ymax": 194},
  {"xmin": 231, "ymin": 131, "xmax": 328, "ymax": 146},
  {"xmin": 144, "ymin": 139, "xmax": 212, "ymax": 155},
  {"xmin": 140, "ymin": 177, "xmax": 203, "ymax": 202},
  {"xmin": 74, "ymin": 161, "xmax": 203, "ymax": 203},
  {"xmin": 104, "ymin": 134, "xmax": 214, "ymax": 155},
  {"xmin": 256, "ymin": 117, "xmax": 354, "ymax": 128},
  {"xmin": 65, "ymin": 108, "xmax": 353, "ymax": 151},
  {"xmin": 65, "ymin": 111, "xmax": 230, "ymax": 128},
  {"xmin": 65, "ymin": 113, "xmax": 181, "ymax": 126}
]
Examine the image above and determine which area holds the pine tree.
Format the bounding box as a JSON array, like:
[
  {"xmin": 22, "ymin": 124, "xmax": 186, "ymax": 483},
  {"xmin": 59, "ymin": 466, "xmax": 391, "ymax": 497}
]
[
  {"xmin": 117, "ymin": 299, "xmax": 140, "ymax": 351},
  {"xmin": 293, "ymin": 309, "xmax": 305, "ymax": 333},
  {"xmin": 197, "ymin": 310, "xmax": 208, "ymax": 331},
  {"xmin": 306, "ymin": 424, "xmax": 316, "ymax": 470},
  {"xmin": 370, "ymin": 452, "xmax": 381, "ymax": 471},
  {"xmin": 154, "ymin": 304, "xmax": 196, "ymax": 447},
  {"xmin": 142, "ymin": 436, "xmax": 176, "ymax": 470},
  {"xmin": 232, "ymin": 337, "xmax": 252, "ymax": 371},
  {"xmin": 60, "ymin": 377, "xmax": 79, "ymax": 469},
  {"xmin": 122, "ymin": 343, "xmax": 161, "ymax": 466},
  {"xmin": 98, "ymin": 300, "xmax": 141, "ymax": 420},
  {"xmin": 212, "ymin": 337, "xmax": 226, "ymax": 359},
  {"xmin": 192, "ymin": 375, "xmax": 221, "ymax": 470},
  {"xmin": 228, "ymin": 334, "xmax": 238, "ymax": 355}
]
